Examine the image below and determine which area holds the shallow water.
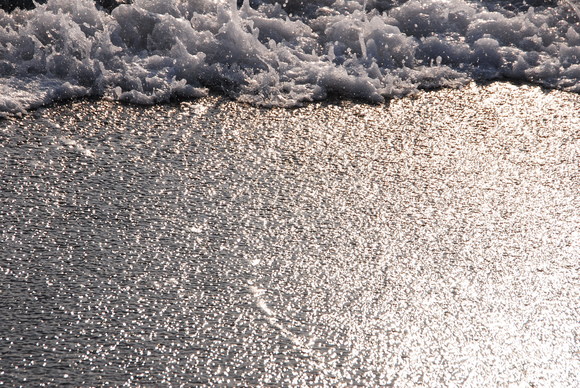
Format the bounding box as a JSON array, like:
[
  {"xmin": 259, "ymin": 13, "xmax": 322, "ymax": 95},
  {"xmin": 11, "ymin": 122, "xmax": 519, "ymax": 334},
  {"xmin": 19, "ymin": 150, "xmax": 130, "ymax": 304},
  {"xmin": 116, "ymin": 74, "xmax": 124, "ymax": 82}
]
[{"xmin": 0, "ymin": 82, "xmax": 579, "ymax": 386}]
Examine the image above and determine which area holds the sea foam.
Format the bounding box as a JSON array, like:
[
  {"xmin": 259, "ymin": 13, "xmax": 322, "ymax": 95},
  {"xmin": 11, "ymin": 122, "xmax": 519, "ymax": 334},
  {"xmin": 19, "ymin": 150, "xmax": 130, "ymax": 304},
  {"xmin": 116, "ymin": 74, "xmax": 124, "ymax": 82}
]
[{"xmin": 0, "ymin": 0, "xmax": 579, "ymax": 115}]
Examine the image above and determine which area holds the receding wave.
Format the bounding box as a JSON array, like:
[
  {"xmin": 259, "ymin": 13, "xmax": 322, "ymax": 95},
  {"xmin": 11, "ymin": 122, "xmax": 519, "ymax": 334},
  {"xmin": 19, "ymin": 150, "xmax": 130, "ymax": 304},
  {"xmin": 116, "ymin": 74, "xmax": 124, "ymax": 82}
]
[{"xmin": 1, "ymin": 0, "xmax": 579, "ymax": 115}]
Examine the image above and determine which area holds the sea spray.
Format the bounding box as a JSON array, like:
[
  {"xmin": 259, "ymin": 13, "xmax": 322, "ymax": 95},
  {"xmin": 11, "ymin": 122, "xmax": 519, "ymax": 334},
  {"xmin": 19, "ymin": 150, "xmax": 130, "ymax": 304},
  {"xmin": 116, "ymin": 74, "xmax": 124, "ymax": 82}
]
[{"xmin": 1, "ymin": 0, "xmax": 579, "ymax": 116}]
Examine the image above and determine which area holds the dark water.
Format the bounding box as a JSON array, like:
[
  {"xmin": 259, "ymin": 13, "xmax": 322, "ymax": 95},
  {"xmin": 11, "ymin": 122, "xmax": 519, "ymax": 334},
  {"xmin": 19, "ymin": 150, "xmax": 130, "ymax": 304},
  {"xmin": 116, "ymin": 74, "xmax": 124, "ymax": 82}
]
[{"xmin": 0, "ymin": 83, "xmax": 579, "ymax": 386}]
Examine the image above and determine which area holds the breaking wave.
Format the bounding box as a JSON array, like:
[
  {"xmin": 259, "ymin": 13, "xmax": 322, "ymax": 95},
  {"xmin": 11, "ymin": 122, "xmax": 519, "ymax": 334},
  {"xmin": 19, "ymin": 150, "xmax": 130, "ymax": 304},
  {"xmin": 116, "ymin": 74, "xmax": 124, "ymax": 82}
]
[{"xmin": 1, "ymin": 0, "xmax": 579, "ymax": 115}]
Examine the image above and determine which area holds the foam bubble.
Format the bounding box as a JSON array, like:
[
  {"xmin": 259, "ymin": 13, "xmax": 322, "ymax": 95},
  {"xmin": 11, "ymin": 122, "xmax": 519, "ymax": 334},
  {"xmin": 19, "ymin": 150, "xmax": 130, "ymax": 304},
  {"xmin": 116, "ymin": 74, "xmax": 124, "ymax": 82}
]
[{"xmin": 0, "ymin": 0, "xmax": 579, "ymax": 115}]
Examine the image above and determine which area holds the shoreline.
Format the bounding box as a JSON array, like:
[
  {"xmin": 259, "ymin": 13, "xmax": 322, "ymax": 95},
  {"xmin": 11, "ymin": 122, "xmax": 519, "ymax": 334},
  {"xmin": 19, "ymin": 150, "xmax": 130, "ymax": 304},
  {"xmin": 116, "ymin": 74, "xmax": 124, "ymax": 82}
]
[{"xmin": 2, "ymin": 80, "xmax": 580, "ymax": 122}]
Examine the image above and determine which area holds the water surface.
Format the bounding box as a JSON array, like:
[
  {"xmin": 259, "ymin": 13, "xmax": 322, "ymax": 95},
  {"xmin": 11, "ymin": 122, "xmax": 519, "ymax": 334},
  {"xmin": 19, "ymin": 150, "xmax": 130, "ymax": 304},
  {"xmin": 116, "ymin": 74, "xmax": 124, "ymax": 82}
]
[{"xmin": 0, "ymin": 82, "xmax": 579, "ymax": 386}]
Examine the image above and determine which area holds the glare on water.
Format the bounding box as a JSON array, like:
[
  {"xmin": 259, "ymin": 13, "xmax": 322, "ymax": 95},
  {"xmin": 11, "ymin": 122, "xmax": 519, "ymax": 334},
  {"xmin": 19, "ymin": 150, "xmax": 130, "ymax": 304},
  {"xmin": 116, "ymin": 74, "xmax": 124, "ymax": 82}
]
[{"xmin": 0, "ymin": 82, "xmax": 579, "ymax": 386}]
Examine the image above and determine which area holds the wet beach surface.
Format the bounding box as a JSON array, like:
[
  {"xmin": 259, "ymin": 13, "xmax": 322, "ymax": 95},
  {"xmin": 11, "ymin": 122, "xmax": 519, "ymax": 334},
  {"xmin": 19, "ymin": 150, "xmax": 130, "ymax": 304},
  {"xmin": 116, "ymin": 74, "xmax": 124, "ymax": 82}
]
[{"xmin": 0, "ymin": 82, "xmax": 579, "ymax": 386}]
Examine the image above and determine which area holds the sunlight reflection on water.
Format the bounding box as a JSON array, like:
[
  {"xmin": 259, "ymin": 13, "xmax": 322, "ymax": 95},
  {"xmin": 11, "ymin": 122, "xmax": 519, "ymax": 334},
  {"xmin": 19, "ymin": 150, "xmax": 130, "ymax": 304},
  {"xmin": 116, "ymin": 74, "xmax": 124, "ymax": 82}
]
[{"xmin": 0, "ymin": 82, "xmax": 578, "ymax": 386}]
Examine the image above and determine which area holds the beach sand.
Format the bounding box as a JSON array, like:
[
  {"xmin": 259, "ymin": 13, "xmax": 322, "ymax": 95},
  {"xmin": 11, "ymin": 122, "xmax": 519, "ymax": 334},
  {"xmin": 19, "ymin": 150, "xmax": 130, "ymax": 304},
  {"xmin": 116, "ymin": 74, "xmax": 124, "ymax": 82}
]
[{"xmin": 1, "ymin": 82, "xmax": 579, "ymax": 386}]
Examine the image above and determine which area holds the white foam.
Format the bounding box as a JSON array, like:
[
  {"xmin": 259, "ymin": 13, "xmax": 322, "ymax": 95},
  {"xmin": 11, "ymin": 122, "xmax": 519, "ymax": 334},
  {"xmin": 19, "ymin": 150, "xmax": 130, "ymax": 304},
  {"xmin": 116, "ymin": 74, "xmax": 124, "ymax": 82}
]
[{"xmin": 1, "ymin": 0, "xmax": 579, "ymax": 115}]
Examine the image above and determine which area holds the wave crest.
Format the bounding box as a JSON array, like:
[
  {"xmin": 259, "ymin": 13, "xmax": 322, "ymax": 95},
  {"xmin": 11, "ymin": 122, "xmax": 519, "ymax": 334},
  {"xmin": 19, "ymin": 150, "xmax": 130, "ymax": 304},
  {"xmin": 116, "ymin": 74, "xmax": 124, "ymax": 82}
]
[{"xmin": 1, "ymin": 0, "xmax": 579, "ymax": 115}]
